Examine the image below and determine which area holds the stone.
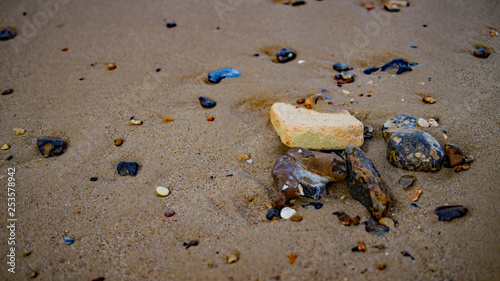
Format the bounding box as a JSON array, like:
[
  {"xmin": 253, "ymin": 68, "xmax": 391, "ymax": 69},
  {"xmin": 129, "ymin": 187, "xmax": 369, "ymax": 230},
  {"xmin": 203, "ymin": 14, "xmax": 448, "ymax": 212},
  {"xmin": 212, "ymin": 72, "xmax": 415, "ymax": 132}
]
[
  {"xmin": 1, "ymin": 88, "xmax": 14, "ymax": 95},
  {"xmin": 226, "ymin": 252, "xmax": 240, "ymax": 264},
  {"xmin": 90, "ymin": 177, "xmax": 98, "ymax": 181},
  {"xmin": 183, "ymin": 240, "xmax": 199, "ymax": 249},
  {"xmin": 270, "ymin": 102, "xmax": 364, "ymax": 150},
  {"xmin": 422, "ymin": 97, "xmax": 436, "ymax": 104},
  {"xmin": 280, "ymin": 207, "xmax": 297, "ymax": 219},
  {"xmin": 207, "ymin": 67, "xmax": 241, "ymax": 83},
  {"xmin": 363, "ymin": 219, "xmax": 389, "ymax": 235},
  {"xmin": 444, "ymin": 143, "xmax": 464, "ymax": 167},
  {"xmin": 382, "ymin": 114, "xmax": 417, "ymax": 140},
  {"xmin": 301, "ymin": 202, "xmax": 323, "ymax": 209},
  {"xmin": 13, "ymin": 128, "xmax": 25, "ymax": 135},
  {"xmin": 37, "ymin": 137, "xmax": 66, "ymax": 157},
  {"xmin": 473, "ymin": 47, "xmax": 491, "ymax": 58},
  {"xmin": 287, "ymin": 253, "xmax": 297, "ymax": 264},
  {"xmin": 289, "ymin": 214, "xmax": 303, "ymax": 221},
  {"xmin": 266, "ymin": 208, "xmax": 281, "ymax": 220},
  {"xmin": 401, "ymin": 250, "xmax": 415, "ymax": 260},
  {"xmin": 164, "ymin": 210, "xmax": 175, "ymax": 217},
  {"xmin": 409, "ymin": 187, "xmax": 422, "ymax": 202},
  {"xmin": 1, "ymin": 144, "xmax": 9, "ymax": 150},
  {"xmin": 381, "ymin": 58, "xmax": 412, "ymax": 75},
  {"xmin": 166, "ymin": 22, "xmax": 177, "ymax": 28},
  {"xmin": 454, "ymin": 164, "xmax": 470, "ymax": 172},
  {"xmin": 0, "ymin": 27, "xmax": 17, "ymax": 41},
  {"xmin": 117, "ymin": 161, "xmax": 139, "ymax": 176},
  {"xmin": 363, "ymin": 67, "xmax": 379, "ymax": 75},
  {"xmin": 333, "ymin": 211, "xmax": 352, "ymax": 226},
  {"xmin": 428, "ymin": 118, "xmax": 439, "ymax": 127},
  {"xmin": 199, "ymin": 96, "xmax": 216, "ymax": 108},
  {"xmin": 351, "ymin": 241, "xmax": 366, "ymax": 252},
  {"xmin": 333, "ymin": 63, "xmax": 349, "ymax": 72},
  {"xmin": 417, "ymin": 118, "xmax": 429, "ymax": 128},
  {"xmin": 434, "ymin": 205, "xmax": 468, "ymax": 221},
  {"xmin": 398, "ymin": 175, "xmax": 415, "ymax": 189},
  {"xmin": 130, "ymin": 116, "xmax": 142, "ymax": 125},
  {"xmin": 163, "ymin": 117, "xmax": 175, "ymax": 123},
  {"xmin": 272, "ymin": 148, "xmax": 347, "ymax": 207},
  {"xmin": 378, "ymin": 217, "xmax": 395, "ymax": 230},
  {"xmin": 156, "ymin": 186, "xmax": 170, "ymax": 196},
  {"xmin": 276, "ymin": 48, "xmax": 296, "ymax": 63},
  {"xmin": 114, "ymin": 139, "xmax": 123, "ymax": 146},
  {"xmin": 345, "ymin": 144, "xmax": 391, "ymax": 219},
  {"xmin": 107, "ymin": 63, "xmax": 117, "ymax": 70},
  {"xmin": 63, "ymin": 238, "xmax": 74, "ymax": 245}
]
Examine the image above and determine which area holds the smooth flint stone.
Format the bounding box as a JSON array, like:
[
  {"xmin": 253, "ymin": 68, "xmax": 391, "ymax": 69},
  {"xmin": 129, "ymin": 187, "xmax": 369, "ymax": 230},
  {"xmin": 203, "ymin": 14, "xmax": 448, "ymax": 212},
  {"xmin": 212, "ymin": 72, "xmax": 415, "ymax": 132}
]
[
  {"xmin": 473, "ymin": 47, "xmax": 490, "ymax": 58},
  {"xmin": 386, "ymin": 130, "xmax": 446, "ymax": 171},
  {"xmin": 272, "ymin": 148, "xmax": 347, "ymax": 207},
  {"xmin": 444, "ymin": 143, "xmax": 464, "ymax": 167},
  {"xmin": 0, "ymin": 27, "xmax": 17, "ymax": 41},
  {"xmin": 302, "ymin": 202, "xmax": 323, "ymax": 209},
  {"xmin": 382, "ymin": 114, "xmax": 417, "ymax": 140},
  {"xmin": 434, "ymin": 205, "xmax": 468, "ymax": 221},
  {"xmin": 363, "ymin": 67, "xmax": 379, "ymax": 75},
  {"xmin": 381, "ymin": 58, "xmax": 412, "ymax": 75},
  {"xmin": 199, "ymin": 96, "xmax": 216, "ymax": 108},
  {"xmin": 266, "ymin": 208, "xmax": 281, "ymax": 220},
  {"xmin": 276, "ymin": 48, "xmax": 296, "ymax": 63},
  {"xmin": 207, "ymin": 67, "xmax": 241, "ymax": 83},
  {"xmin": 345, "ymin": 144, "xmax": 391, "ymax": 219},
  {"xmin": 363, "ymin": 219, "xmax": 389, "ymax": 235},
  {"xmin": 117, "ymin": 161, "xmax": 139, "ymax": 176},
  {"xmin": 37, "ymin": 137, "xmax": 66, "ymax": 157},
  {"xmin": 333, "ymin": 63, "xmax": 349, "ymax": 72}
]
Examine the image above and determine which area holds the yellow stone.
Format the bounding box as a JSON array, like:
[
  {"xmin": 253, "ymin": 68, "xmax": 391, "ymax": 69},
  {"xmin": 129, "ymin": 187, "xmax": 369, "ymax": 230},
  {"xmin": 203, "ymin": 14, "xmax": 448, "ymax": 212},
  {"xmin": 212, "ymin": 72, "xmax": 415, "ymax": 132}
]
[
  {"xmin": 1, "ymin": 144, "xmax": 9, "ymax": 150},
  {"xmin": 13, "ymin": 128, "xmax": 25, "ymax": 135}
]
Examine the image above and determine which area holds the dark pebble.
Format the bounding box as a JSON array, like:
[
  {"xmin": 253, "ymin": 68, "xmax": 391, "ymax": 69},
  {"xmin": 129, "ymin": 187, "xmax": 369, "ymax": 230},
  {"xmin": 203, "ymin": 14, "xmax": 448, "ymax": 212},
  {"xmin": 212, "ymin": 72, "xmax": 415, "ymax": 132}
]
[
  {"xmin": 363, "ymin": 219, "xmax": 389, "ymax": 235},
  {"xmin": 363, "ymin": 67, "xmax": 379, "ymax": 75},
  {"xmin": 266, "ymin": 208, "xmax": 281, "ymax": 220},
  {"xmin": 434, "ymin": 205, "xmax": 468, "ymax": 221},
  {"xmin": 333, "ymin": 62, "xmax": 349, "ymax": 72},
  {"xmin": 164, "ymin": 210, "xmax": 175, "ymax": 217},
  {"xmin": 401, "ymin": 250, "xmax": 415, "ymax": 260},
  {"xmin": 23, "ymin": 12, "xmax": 27, "ymax": 16},
  {"xmin": 333, "ymin": 211, "xmax": 352, "ymax": 226},
  {"xmin": 444, "ymin": 143, "xmax": 464, "ymax": 167},
  {"xmin": 1, "ymin": 88, "xmax": 14, "ymax": 95},
  {"xmin": 90, "ymin": 62, "xmax": 97, "ymax": 66},
  {"xmin": 90, "ymin": 177, "xmax": 98, "ymax": 181},
  {"xmin": 381, "ymin": 58, "xmax": 412, "ymax": 75},
  {"xmin": 276, "ymin": 48, "xmax": 296, "ymax": 63},
  {"xmin": 473, "ymin": 47, "xmax": 491, "ymax": 58},
  {"xmin": 207, "ymin": 67, "xmax": 241, "ymax": 83},
  {"xmin": 409, "ymin": 62, "xmax": 418, "ymax": 66},
  {"xmin": 183, "ymin": 240, "xmax": 199, "ymax": 249},
  {"xmin": 37, "ymin": 137, "xmax": 66, "ymax": 158},
  {"xmin": 79, "ymin": 78, "xmax": 85, "ymax": 81},
  {"xmin": 117, "ymin": 161, "xmax": 139, "ymax": 176},
  {"xmin": 253, "ymin": 53, "xmax": 259, "ymax": 57},
  {"xmin": 166, "ymin": 22, "xmax": 177, "ymax": 28},
  {"xmin": 454, "ymin": 164, "xmax": 470, "ymax": 172},
  {"xmin": 199, "ymin": 96, "xmax": 216, "ymax": 108},
  {"xmin": 5, "ymin": 155, "xmax": 13, "ymax": 161},
  {"xmin": 292, "ymin": 1, "xmax": 307, "ymax": 6},
  {"xmin": 0, "ymin": 27, "xmax": 17, "ymax": 41},
  {"xmin": 398, "ymin": 175, "xmax": 415, "ymax": 189},
  {"xmin": 320, "ymin": 89, "xmax": 329, "ymax": 93},
  {"xmin": 363, "ymin": 125, "xmax": 374, "ymax": 139},
  {"xmin": 63, "ymin": 238, "xmax": 74, "ymax": 245},
  {"xmin": 410, "ymin": 46, "xmax": 418, "ymax": 48},
  {"xmin": 302, "ymin": 202, "xmax": 324, "ymax": 209},
  {"xmin": 410, "ymin": 202, "xmax": 420, "ymax": 208},
  {"xmin": 367, "ymin": 94, "xmax": 372, "ymax": 97},
  {"xmin": 156, "ymin": 68, "xmax": 161, "ymax": 72},
  {"xmin": 423, "ymin": 24, "xmax": 428, "ymax": 27}
]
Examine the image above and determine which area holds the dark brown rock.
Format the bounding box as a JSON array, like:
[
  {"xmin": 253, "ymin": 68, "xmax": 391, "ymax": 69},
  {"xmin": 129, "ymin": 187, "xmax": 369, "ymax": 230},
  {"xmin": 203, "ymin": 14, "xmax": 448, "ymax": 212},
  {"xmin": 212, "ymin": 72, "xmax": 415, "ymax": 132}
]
[
  {"xmin": 434, "ymin": 205, "xmax": 468, "ymax": 221},
  {"xmin": 444, "ymin": 143, "xmax": 464, "ymax": 167}
]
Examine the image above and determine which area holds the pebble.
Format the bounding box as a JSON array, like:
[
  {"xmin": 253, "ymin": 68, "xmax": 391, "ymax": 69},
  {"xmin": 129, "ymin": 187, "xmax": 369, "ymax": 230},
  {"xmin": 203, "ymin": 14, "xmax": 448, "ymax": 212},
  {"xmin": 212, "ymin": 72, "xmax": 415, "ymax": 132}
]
[
  {"xmin": 156, "ymin": 68, "xmax": 161, "ymax": 72},
  {"xmin": 363, "ymin": 219, "xmax": 389, "ymax": 235},
  {"xmin": 90, "ymin": 177, "xmax": 98, "ymax": 181},
  {"xmin": 266, "ymin": 208, "xmax": 281, "ymax": 220},
  {"xmin": 345, "ymin": 144, "xmax": 391, "ymax": 219},
  {"xmin": 401, "ymin": 250, "xmax": 415, "ymax": 260},
  {"xmin": 276, "ymin": 48, "xmax": 296, "ymax": 63},
  {"xmin": 163, "ymin": 117, "xmax": 175, "ymax": 123},
  {"xmin": 473, "ymin": 47, "xmax": 491, "ymax": 58},
  {"xmin": 1, "ymin": 144, "xmax": 9, "ymax": 150},
  {"xmin": 363, "ymin": 125, "xmax": 374, "ymax": 139},
  {"xmin": 289, "ymin": 214, "xmax": 303, "ymax": 222},
  {"xmin": 183, "ymin": 240, "xmax": 199, "ymax": 249},
  {"xmin": 298, "ymin": 60, "xmax": 305, "ymax": 64},
  {"xmin": 226, "ymin": 252, "xmax": 240, "ymax": 264},
  {"xmin": 301, "ymin": 202, "xmax": 323, "ymax": 209},
  {"xmin": 114, "ymin": 139, "xmax": 123, "ymax": 146},
  {"xmin": 271, "ymin": 148, "xmax": 347, "ymax": 207},
  {"xmin": 464, "ymin": 154, "xmax": 475, "ymax": 164},
  {"xmin": 381, "ymin": 58, "xmax": 412, "ymax": 75},
  {"xmin": 291, "ymin": 1, "xmax": 307, "ymax": 6},
  {"xmin": 434, "ymin": 205, "xmax": 468, "ymax": 221},
  {"xmin": 422, "ymin": 97, "xmax": 436, "ymax": 104},
  {"xmin": 490, "ymin": 30, "xmax": 498, "ymax": 37},
  {"xmin": 199, "ymin": 96, "xmax": 216, "ymax": 108},
  {"xmin": 428, "ymin": 118, "xmax": 439, "ymax": 127},
  {"xmin": 166, "ymin": 22, "xmax": 177, "ymax": 28},
  {"xmin": 410, "ymin": 202, "xmax": 420, "ymax": 208},
  {"xmin": 130, "ymin": 116, "xmax": 143, "ymax": 125},
  {"xmin": 417, "ymin": 118, "xmax": 429, "ymax": 128},
  {"xmin": 409, "ymin": 187, "xmax": 422, "ymax": 202},
  {"xmin": 287, "ymin": 253, "xmax": 297, "ymax": 264},
  {"xmin": 351, "ymin": 241, "xmax": 366, "ymax": 252},
  {"xmin": 363, "ymin": 67, "xmax": 379, "ymax": 75},
  {"xmin": 164, "ymin": 210, "xmax": 175, "ymax": 217},
  {"xmin": 156, "ymin": 186, "xmax": 170, "ymax": 196},
  {"xmin": 384, "ymin": 0, "xmax": 409, "ymax": 12},
  {"xmin": 107, "ymin": 63, "xmax": 117, "ymax": 70},
  {"xmin": 238, "ymin": 154, "xmax": 250, "ymax": 161},
  {"xmin": 37, "ymin": 137, "xmax": 66, "ymax": 157},
  {"xmin": 454, "ymin": 164, "xmax": 470, "ymax": 172},
  {"xmin": 117, "ymin": 161, "xmax": 139, "ymax": 176},
  {"xmin": 383, "ymin": 115, "xmax": 446, "ymax": 171},
  {"xmin": 398, "ymin": 175, "xmax": 415, "ymax": 189},
  {"xmin": 207, "ymin": 116, "xmax": 215, "ymax": 121},
  {"xmin": 444, "ymin": 144, "xmax": 464, "ymax": 167},
  {"xmin": 377, "ymin": 263, "xmax": 387, "ymax": 270},
  {"xmin": 0, "ymin": 27, "xmax": 17, "ymax": 41},
  {"xmin": 280, "ymin": 207, "xmax": 297, "ymax": 219},
  {"xmin": 333, "ymin": 62, "xmax": 349, "ymax": 72},
  {"xmin": 13, "ymin": 128, "xmax": 25, "ymax": 135},
  {"xmin": 378, "ymin": 217, "xmax": 395, "ymax": 230},
  {"xmin": 207, "ymin": 67, "xmax": 241, "ymax": 83},
  {"xmin": 334, "ymin": 72, "xmax": 355, "ymax": 84},
  {"xmin": 333, "ymin": 211, "xmax": 359, "ymax": 226},
  {"xmin": 1, "ymin": 88, "xmax": 14, "ymax": 95},
  {"xmin": 63, "ymin": 238, "xmax": 74, "ymax": 245},
  {"xmin": 4, "ymin": 155, "xmax": 13, "ymax": 161}
]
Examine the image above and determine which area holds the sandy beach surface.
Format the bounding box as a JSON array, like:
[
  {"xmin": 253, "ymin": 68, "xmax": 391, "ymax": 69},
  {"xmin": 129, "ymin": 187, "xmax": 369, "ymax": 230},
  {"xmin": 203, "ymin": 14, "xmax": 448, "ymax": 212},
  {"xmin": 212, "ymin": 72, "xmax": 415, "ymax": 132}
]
[{"xmin": 1, "ymin": 0, "xmax": 499, "ymax": 280}]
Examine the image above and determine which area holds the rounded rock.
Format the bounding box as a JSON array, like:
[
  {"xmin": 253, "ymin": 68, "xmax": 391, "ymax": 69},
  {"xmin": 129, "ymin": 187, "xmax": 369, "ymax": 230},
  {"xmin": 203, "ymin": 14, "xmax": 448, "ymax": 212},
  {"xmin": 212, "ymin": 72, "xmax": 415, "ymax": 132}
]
[
  {"xmin": 280, "ymin": 207, "xmax": 297, "ymax": 219},
  {"xmin": 333, "ymin": 62, "xmax": 349, "ymax": 72},
  {"xmin": 156, "ymin": 186, "xmax": 170, "ymax": 197},
  {"xmin": 117, "ymin": 161, "xmax": 139, "ymax": 176},
  {"xmin": 37, "ymin": 137, "xmax": 66, "ymax": 157},
  {"xmin": 0, "ymin": 27, "xmax": 17, "ymax": 41},
  {"xmin": 14, "ymin": 128, "xmax": 25, "ymax": 135},
  {"xmin": 276, "ymin": 48, "xmax": 296, "ymax": 63},
  {"xmin": 207, "ymin": 67, "xmax": 241, "ymax": 84},
  {"xmin": 417, "ymin": 118, "xmax": 429, "ymax": 128},
  {"xmin": 473, "ymin": 47, "xmax": 491, "ymax": 58},
  {"xmin": 199, "ymin": 96, "xmax": 216, "ymax": 108}
]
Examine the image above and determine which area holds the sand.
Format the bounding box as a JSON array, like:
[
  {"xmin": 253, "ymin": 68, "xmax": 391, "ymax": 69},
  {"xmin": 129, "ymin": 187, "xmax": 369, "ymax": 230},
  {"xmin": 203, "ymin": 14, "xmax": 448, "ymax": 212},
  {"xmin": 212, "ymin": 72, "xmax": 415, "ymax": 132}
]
[{"xmin": 0, "ymin": 0, "xmax": 499, "ymax": 280}]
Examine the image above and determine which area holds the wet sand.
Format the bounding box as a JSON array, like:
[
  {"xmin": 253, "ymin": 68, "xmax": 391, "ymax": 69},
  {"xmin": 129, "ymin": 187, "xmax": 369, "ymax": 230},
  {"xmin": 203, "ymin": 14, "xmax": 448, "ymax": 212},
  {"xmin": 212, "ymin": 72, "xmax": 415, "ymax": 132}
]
[{"xmin": 1, "ymin": 0, "xmax": 499, "ymax": 280}]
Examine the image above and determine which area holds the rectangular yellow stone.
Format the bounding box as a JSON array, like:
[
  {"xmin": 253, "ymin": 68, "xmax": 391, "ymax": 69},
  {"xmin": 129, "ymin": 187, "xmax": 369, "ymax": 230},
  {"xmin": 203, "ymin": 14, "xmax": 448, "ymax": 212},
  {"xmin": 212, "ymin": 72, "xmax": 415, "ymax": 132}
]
[{"xmin": 270, "ymin": 103, "xmax": 364, "ymax": 150}]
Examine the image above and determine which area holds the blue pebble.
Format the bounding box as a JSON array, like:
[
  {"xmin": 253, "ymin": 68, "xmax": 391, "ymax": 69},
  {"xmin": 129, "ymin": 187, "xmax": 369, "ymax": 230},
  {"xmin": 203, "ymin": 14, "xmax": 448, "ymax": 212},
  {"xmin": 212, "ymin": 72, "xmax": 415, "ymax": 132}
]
[
  {"xmin": 410, "ymin": 45, "xmax": 418, "ymax": 48},
  {"xmin": 363, "ymin": 67, "xmax": 379, "ymax": 75},
  {"xmin": 199, "ymin": 96, "xmax": 216, "ymax": 108},
  {"xmin": 156, "ymin": 68, "xmax": 161, "ymax": 72},
  {"xmin": 0, "ymin": 27, "xmax": 17, "ymax": 41},
  {"xmin": 409, "ymin": 62, "xmax": 418, "ymax": 66},
  {"xmin": 410, "ymin": 203, "xmax": 420, "ymax": 209},
  {"xmin": 63, "ymin": 238, "xmax": 74, "ymax": 245},
  {"xmin": 381, "ymin": 58, "xmax": 412, "ymax": 75},
  {"xmin": 253, "ymin": 53, "xmax": 259, "ymax": 57},
  {"xmin": 276, "ymin": 48, "xmax": 296, "ymax": 63},
  {"xmin": 320, "ymin": 89, "xmax": 329, "ymax": 93},
  {"xmin": 301, "ymin": 202, "xmax": 324, "ymax": 210},
  {"xmin": 207, "ymin": 67, "xmax": 241, "ymax": 84},
  {"xmin": 117, "ymin": 161, "xmax": 139, "ymax": 176}
]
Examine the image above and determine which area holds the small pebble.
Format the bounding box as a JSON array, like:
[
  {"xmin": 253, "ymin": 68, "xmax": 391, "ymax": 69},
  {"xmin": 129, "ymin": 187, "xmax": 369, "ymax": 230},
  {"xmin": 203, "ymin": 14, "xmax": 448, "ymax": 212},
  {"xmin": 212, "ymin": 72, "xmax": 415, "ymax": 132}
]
[
  {"xmin": 454, "ymin": 164, "xmax": 470, "ymax": 172},
  {"xmin": 63, "ymin": 238, "xmax": 74, "ymax": 245},
  {"xmin": 155, "ymin": 68, "xmax": 161, "ymax": 72},
  {"xmin": 207, "ymin": 67, "xmax": 241, "ymax": 83},
  {"xmin": 226, "ymin": 252, "xmax": 240, "ymax": 264},
  {"xmin": 351, "ymin": 241, "xmax": 366, "ymax": 252},
  {"xmin": 90, "ymin": 62, "xmax": 97, "ymax": 66},
  {"xmin": 61, "ymin": 47, "xmax": 68, "ymax": 52},
  {"xmin": 364, "ymin": 125, "xmax": 374, "ymax": 139},
  {"xmin": 4, "ymin": 155, "xmax": 13, "ymax": 161},
  {"xmin": 13, "ymin": 128, "xmax": 25, "ymax": 135},
  {"xmin": 398, "ymin": 175, "xmax": 415, "ymax": 189},
  {"xmin": 422, "ymin": 97, "xmax": 436, "ymax": 104},
  {"xmin": 417, "ymin": 118, "xmax": 429, "ymax": 128},
  {"xmin": 1, "ymin": 88, "xmax": 14, "ymax": 95},
  {"xmin": 107, "ymin": 63, "xmax": 117, "ymax": 70},
  {"xmin": 0, "ymin": 27, "xmax": 17, "ymax": 41},
  {"xmin": 409, "ymin": 187, "xmax": 422, "ymax": 202},
  {"xmin": 444, "ymin": 144, "xmax": 464, "ymax": 167},
  {"xmin": 333, "ymin": 211, "xmax": 352, "ymax": 226},
  {"xmin": 333, "ymin": 62, "xmax": 349, "ymax": 72},
  {"xmin": 287, "ymin": 253, "xmax": 297, "ymax": 264},
  {"xmin": 156, "ymin": 186, "xmax": 170, "ymax": 197},
  {"xmin": 301, "ymin": 202, "xmax": 323, "ymax": 209},
  {"xmin": 253, "ymin": 53, "xmax": 259, "ymax": 57},
  {"xmin": 238, "ymin": 154, "xmax": 250, "ymax": 161},
  {"xmin": 280, "ymin": 207, "xmax": 297, "ymax": 219},
  {"xmin": 292, "ymin": 1, "xmax": 307, "ymax": 6},
  {"xmin": 166, "ymin": 22, "xmax": 177, "ymax": 28},
  {"xmin": 114, "ymin": 139, "xmax": 123, "ymax": 146},
  {"xmin": 377, "ymin": 263, "xmax": 387, "ymax": 270},
  {"xmin": 340, "ymin": 195, "xmax": 346, "ymax": 200},
  {"xmin": 30, "ymin": 271, "xmax": 39, "ymax": 279},
  {"xmin": 289, "ymin": 214, "xmax": 303, "ymax": 222},
  {"xmin": 246, "ymin": 159, "xmax": 253, "ymax": 164},
  {"xmin": 296, "ymin": 98, "xmax": 305, "ymax": 104},
  {"xmin": 363, "ymin": 219, "xmax": 389, "ymax": 235},
  {"xmin": 464, "ymin": 154, "xmax": 475, "ymax": 164},
  {"xmin": 401, "ymin": 250, "xmax": 415, "ymax": 260},
  {"xmin": 381, "ymin": 58, "xmax": 412, "ymax": 75},
  {"xmin": 364, "ymin": 67, "xmax": 380, "ymax": 75},
  {"xmin": 207, "ymin": 116, "xmax": 215, "ymax": 121},
  {"xmin": 164, "ymin": 210, "xmax": 175, "ymax": 217},
  {"xmin": 378, "ymin": 217, "xmax": 395, "ymax": 230},
  {"xmin": 90, "ymin": 177, "xmax": 98, "ymax": 181},
  {"xmin": 37, "ymin": 137, "xmax": 66, "ymax": 157},
  {"xmin": 428, "ymin": 118, "xmax": 439, "ymax": 127},
  {"xmin": 276, "ymin": 48, "xmax": 296, "ymax": 63},
  {"xmin": 473, "ymin": 47, "xmax": 491, "ymax": 58},
  {"xmin": 130, "ymin": 116, "xmax": 143, "ymax": 125},
  {"xmin": 298, "ymin": 60, "xmax": 305, "ymax": 64},
  {"xmin": 434, "ymin": 205, "xmax": 468, "ymax": 221},
  {"xmin": 1, "ymin": 144, "xmax": 9, "ymax": 150},
  {"xmin": 183, "ymin": 240, "xmax": 199, "ymax": 249},
  {"xmin": 490, "ymin": 30, "xmax": 498, "ymax": 37},
  {"xmin": 117, "ymin": 161, "xmax": 139, "ymax": 176},
  {"xmin": 199, "ymin": 96, "xmax": 216, "ymax": 108},
  {"xmin": 410, "ymin": 202, "xmax": 420, "ymax": 209},
  {"xmin": 266, "ymin": 208, "xmax": 281, "ymax": 220},
  {"xmin": 163, "ymin": 117, "xmax": 175, "ymax": 123},
  {"xmin": 410, "ymin": 45, "xmax": 418, "ymax": 48},
  {"xmin": 23, "ymin": 250, "xmax": 31, "ymax": 256}
]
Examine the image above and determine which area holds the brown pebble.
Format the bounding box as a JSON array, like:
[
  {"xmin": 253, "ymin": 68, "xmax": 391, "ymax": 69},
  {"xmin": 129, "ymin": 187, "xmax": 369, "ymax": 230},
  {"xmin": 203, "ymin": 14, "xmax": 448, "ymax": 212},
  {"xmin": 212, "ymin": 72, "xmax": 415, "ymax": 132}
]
[
  {"xmin": 163, "ymin": 117, "xmax": 175, "ymax": 123},
  {"xmin": 107, "ymin": 63, "xmax": 117, "ymax": 70},
  {"xmin": 356, "ymin": 241, "xmax": 366, "ymax": 252},
  {"xmin": 61, "ymin": 47, "xmax": 68, "ymax": 51},
  {"xmin": 377, "ymin": 263, "xmax": 387, "ymax": 270},
  {"xmin": 114, "ymin": 139, "xmax": 123, "ymax": 146},
  {"xmin": 164, "ymin": 210, "xmax": 175, "ymax": 217},
  {"xmin": 226, "ymin": 252, "xmax": 240, "ymax": 264},
  {"xmin": 422, "ymin": 97, "xmax": 436, "ymax": 104},
  {"xmin": 444, "ymin": 144, "xmax": 464, "ymax": 167},
  {"xmin": 1, "ymin": 88, "xmax": 14, "ymax": 95},
  {"xmin": 207, "ymin": 116, "xmax": 214, "ymax": 121},
  {"xmin": 23, "ymin": 250, "xmax": 31, "ymax": 256},
  {"xmin": 454, "ymin": 164, "xmax": 470, "ymax": 172},
  {"xmin": 296, "ymin": 98, "xmax": 305, "ymax": 104},
  {"xmin": 409, "ymin": 188, "xmax": 422, "ymax": 202},
  {"xmin": 75, "ymin": 210, "xmax": 81, "ymax": 214},
  {"xmin": 289, "ymin": 214, "xmax": 303, "ymax": 222},
  {"xmin": 287, "ymin": 253, "xmax": 297, "ymax": 264},
  {"xmin": 351, "ymin": 216, "xmax": 361, "ymax": 226}
]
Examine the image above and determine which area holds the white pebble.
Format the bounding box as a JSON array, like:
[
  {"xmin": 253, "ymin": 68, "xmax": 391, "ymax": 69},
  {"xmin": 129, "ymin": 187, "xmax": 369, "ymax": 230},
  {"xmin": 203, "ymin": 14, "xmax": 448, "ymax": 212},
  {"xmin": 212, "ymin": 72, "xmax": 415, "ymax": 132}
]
[
  {"xmin": 342, "ymin": 90, "xmax": 350, "ymax": 95},
  {"xmin": 428, "ymin": 118, "xmax": 439, "ymax": 127},
  {"xmin": 156, "ymin": 186, "xmax": 170, "ymax": 197},
  {"xmin": 130, "ymin": 119, "xmax": 143, "ymax": 125},
  {"xmin": 298, "ymin": 60, "xmax": 305, "ymax": 64},
  {"xmin": 417, "ymin": 118, "xmax": 429, "ymax": 128},
  {"xmin": 246, "ymin": 159, "xmax": 253, "ymax": 164},
  {"xmin": 367, "ymin": 80, "xmax": 373, "ymax": 85},
  {"xmin": 280, "ymin": 207, "xmax": 297, "ymax": 220}
]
